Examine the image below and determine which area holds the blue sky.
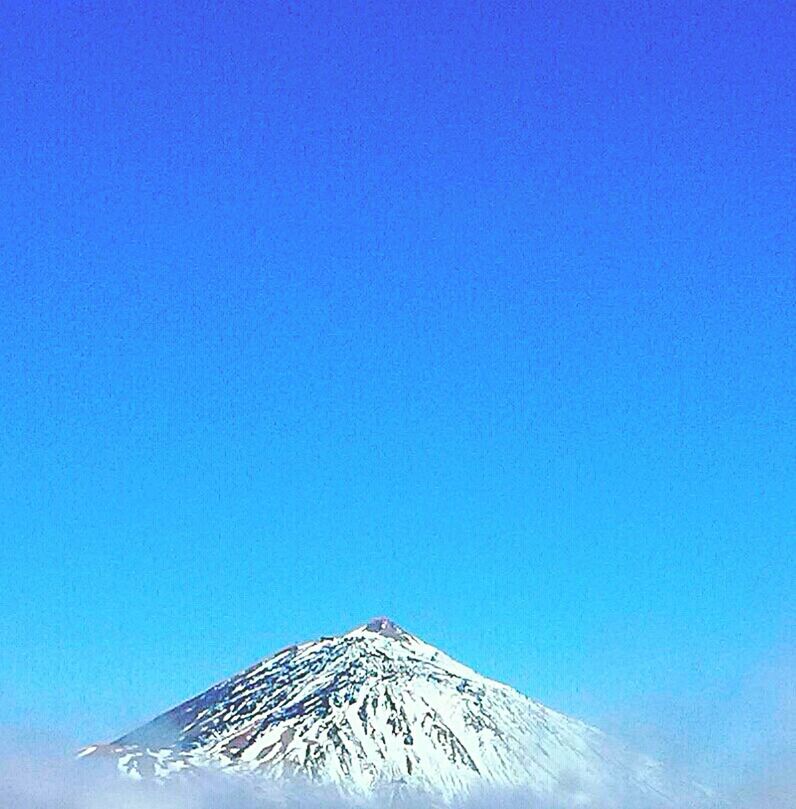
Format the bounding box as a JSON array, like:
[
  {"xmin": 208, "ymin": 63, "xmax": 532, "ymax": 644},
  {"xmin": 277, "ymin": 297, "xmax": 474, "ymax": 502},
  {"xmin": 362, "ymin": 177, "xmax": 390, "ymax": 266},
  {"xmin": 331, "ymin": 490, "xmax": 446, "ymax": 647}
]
[{"xmin": 0, "ymin": 0, "xmax": 792, "ymax": 783}]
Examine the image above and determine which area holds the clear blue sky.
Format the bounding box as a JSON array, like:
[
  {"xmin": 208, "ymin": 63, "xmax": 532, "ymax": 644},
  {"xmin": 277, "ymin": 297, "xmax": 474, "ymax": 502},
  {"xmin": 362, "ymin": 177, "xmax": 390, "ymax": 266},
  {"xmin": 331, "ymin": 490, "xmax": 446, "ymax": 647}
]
[{"xmin": 0, "ymin": 0, "xmax": 792, "ymax": 783}]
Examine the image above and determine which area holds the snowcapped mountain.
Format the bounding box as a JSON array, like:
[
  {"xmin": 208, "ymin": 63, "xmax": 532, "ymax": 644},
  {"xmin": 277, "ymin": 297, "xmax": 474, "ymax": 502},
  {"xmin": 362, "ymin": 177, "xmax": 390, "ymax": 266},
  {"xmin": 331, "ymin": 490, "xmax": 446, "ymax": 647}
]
[{"xmin": 82, "ymin": 618, "xmax": 718, "ymax": 806}]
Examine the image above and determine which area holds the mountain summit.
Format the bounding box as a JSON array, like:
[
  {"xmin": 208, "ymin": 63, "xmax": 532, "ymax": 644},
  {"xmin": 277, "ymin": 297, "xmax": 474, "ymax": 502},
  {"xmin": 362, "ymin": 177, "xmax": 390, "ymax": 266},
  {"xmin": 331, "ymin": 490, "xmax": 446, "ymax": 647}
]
[{"xmin": 83, "ymin": 619, "xmax": 717, "ymax": 806}]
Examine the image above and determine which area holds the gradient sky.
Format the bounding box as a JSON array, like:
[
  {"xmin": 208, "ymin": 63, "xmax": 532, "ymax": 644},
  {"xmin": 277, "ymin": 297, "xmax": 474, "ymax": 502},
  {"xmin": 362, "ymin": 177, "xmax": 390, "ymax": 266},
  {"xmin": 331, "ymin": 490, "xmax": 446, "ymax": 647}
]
[{"xmin": 0, "ymin": 0, "xmax": 793, "ymax": 786}]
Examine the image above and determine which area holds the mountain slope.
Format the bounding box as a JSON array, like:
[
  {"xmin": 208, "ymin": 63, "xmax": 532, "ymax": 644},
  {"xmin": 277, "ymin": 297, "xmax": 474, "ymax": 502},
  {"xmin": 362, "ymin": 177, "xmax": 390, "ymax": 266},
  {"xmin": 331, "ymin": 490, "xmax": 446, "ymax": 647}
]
[{"xmin": 83, "ymin": 618, "xmax": 717, "ymax": 806}]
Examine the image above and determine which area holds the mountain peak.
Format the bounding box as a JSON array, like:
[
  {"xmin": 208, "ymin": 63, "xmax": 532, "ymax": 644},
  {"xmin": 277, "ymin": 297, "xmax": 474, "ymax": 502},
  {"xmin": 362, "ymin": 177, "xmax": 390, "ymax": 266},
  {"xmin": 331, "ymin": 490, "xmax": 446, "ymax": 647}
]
[{"xmin": 363, "ymin": 615, "xmax": 404, "ymax": 638}]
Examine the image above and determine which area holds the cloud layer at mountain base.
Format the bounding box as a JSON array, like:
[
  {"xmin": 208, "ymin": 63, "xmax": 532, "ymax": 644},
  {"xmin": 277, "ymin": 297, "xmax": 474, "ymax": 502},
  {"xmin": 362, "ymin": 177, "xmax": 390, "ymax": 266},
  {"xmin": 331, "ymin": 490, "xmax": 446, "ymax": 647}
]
[{"xmin": 0, "ymin": 748, "xmax": 792, "ymax": 809}]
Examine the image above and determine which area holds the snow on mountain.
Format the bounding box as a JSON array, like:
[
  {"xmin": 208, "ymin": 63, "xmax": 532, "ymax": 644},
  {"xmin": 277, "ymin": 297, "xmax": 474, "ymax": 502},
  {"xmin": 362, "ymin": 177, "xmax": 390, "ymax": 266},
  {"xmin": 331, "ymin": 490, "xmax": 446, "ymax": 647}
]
[{"xmin": 82, "ymin": 617, "xmax": 719, "ymax": 806}]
